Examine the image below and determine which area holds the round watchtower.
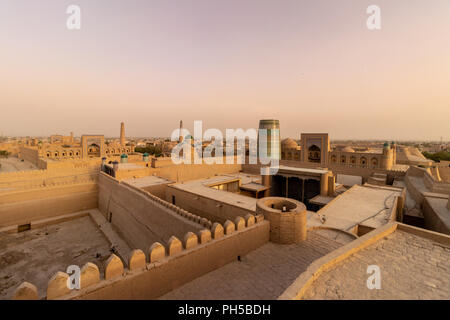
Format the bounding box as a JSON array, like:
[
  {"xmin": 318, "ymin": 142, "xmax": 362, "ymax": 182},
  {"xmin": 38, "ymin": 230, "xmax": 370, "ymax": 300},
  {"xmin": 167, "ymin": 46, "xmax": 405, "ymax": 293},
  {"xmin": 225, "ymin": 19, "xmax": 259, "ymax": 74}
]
[{"xmin": 256, "ymin": 197, "xmax": 307, "ymax": 244}]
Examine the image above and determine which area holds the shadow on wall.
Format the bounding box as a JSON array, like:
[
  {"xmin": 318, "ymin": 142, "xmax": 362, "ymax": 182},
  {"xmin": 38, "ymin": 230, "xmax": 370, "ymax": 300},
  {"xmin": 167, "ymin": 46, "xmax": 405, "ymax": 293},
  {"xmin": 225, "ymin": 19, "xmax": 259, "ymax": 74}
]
[{"xmin": 97, "ymin": 172, "xmax": 212, "ymax": 251}]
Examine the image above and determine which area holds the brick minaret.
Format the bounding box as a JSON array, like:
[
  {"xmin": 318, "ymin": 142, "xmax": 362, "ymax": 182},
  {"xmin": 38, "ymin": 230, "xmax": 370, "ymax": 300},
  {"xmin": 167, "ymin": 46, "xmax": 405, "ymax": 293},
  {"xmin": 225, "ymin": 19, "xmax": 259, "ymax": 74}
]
[
  {"xmin": 179, "ymin": 120, "xmax": 184, "ymax": 143},
  {"xmin": 120, "ymin": 122, "xmax": 125, "ymax": 146}
]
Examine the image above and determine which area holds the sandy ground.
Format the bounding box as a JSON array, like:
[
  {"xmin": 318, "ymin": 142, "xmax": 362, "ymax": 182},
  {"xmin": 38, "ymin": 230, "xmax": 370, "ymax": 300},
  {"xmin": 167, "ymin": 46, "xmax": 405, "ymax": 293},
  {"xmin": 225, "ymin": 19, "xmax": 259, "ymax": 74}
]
[{"xmin": 0, "ymin": 216, "xmax": 113, "ymax": 299}]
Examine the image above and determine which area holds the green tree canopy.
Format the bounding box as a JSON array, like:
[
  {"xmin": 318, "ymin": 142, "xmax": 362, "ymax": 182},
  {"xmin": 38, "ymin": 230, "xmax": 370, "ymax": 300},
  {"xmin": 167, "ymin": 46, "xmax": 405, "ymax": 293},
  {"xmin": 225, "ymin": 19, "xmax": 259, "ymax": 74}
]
[
  {"xmin": 422, "ymin": 151, "xmax": 450, "ymax": 163},
  {"xmin": 135, "ymin": 146, "xmax": 163, "ymax": 157}
]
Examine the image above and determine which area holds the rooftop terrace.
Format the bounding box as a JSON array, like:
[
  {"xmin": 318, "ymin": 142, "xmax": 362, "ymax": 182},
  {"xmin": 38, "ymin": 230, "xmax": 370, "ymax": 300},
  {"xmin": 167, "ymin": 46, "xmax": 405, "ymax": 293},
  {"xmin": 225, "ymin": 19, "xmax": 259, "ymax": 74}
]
[
  {"xmin": 170, "ymin": 172, "xmax": 261, "ymax": 211},
  {"xmin": 303, "ymin": 229, "xmax": 450, "ymax": 299},
  {"xmin": 308, "ymin": 184, "xmax": 402, "ymax": 232},
  {"xmin": 160, "ymin": 230, "xmax": 345, "ymax": 300}
]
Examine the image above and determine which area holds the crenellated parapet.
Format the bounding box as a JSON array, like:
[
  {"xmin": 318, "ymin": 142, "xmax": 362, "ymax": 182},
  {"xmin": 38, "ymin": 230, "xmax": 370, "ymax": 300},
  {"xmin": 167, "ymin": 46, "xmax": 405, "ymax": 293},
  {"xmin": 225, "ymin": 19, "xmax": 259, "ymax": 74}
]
[
  {"xmin": 121, "ymin": 178, "xmax": 214, "ymax": 229},
  {"xmin": 11, "ymin": 214, "xmax": 268, "ymax": 300}
]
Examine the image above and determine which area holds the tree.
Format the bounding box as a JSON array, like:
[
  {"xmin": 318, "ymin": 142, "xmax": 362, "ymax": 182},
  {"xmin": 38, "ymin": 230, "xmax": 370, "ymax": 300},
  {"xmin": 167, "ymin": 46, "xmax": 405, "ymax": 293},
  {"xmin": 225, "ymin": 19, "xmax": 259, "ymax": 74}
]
[
  {"xmin": 0, "ymin": 150, "xmax": 10, "ymax": 158},
  {"xmin": 135, "ymin": 146, "xmax": 162, "ymax": 156},
  {"xmin": 422, "ymin": 151, "xmax": 450, "ymax": 162}
]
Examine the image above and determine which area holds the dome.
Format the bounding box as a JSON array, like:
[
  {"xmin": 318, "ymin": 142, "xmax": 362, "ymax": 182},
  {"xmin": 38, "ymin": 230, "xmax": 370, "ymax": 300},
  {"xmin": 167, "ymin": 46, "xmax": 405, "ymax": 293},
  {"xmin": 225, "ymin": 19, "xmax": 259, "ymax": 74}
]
[
  {"xmin": 281, "ymin": 138, "xmax": 298, "ymax": 149},
  {"xmin": 341, "ymin": 146, "xmax": 355, "ymax": 153}
]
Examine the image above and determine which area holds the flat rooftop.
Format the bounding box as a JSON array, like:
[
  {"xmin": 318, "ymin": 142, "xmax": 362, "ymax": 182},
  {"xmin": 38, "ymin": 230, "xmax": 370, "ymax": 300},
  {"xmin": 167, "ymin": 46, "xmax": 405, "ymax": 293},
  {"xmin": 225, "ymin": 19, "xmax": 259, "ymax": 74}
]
[
  {"xmin": 303, "ymin": 229, "xmax": 450, "ymax": 299},
  {"xmin": 240, "ymin": 182, "xmax": 269, "ymax": 193},
  {"xmin": 277, "ymin": 165, "xmax": 329, "ymax": 175},
  {"xmin": 170, "ymin": 173, "xmax": 261, "ymax": 211},
  {"xmin": 308, "ymin": 184, "xmax": 402, "ymax": 232},
  {"xmin": 105, "ymin": 162, "xmax": 145, "ymax": 170},
  {"xmin": 123, "ymin": 175, "xmax": 172, "ymax": 188},
  {"xmin": 309, "ymin": 195, "xmax": 334, "ymax": 206},
  {"xmin": 0, "ymin": 216, "xmax": 113, "ymax": 299}
]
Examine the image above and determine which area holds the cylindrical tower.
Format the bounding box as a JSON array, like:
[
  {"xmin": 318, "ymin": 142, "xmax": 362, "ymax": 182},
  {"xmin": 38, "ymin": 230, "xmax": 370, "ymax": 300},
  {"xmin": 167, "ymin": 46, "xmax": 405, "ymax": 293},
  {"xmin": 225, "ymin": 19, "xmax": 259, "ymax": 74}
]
[
  {"xmin": 120, "ymin": 122, "xmax": 125, "ymax": 146},
  {"xmin": 391, "ymin": 141, "xmax": 396, "ymax": 165},
  {"xmin": 179, "ymin": 120, "xmax": 184, "ymax": 143},
  {"xmin": 256, "ymin": 197, "xmax": 307, "ymax": 244},
  {"xmin": 381, "ymin": 142, "xmax": 392, "ymax": 170},
  {"xmin": 257, "ymin": 119, "xmax": 281, "ymax": 161},
  {"xmin": 112, "ymin": 161, "xmax": 119, "ymax": 173}
]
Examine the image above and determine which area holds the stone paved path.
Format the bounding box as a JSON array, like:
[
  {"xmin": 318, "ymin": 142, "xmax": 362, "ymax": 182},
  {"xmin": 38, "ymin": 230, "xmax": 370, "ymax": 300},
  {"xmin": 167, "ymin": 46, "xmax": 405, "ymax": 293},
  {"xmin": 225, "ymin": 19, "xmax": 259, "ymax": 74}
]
[{"xmin": 160, "ymin": 230, "xmax": 343, "ymax": 300}]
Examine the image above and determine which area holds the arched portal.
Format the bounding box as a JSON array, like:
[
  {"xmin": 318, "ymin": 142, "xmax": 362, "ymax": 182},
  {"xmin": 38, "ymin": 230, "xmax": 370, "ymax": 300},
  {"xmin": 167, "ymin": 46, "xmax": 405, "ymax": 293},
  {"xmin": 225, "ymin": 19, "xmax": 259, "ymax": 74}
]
[
  {"xmin": 81, "ymin": 135, "xmax": 105, "ymax": 158},
  {"xmin": 360, "ymin": 157, "xmax": 367, "ymax": 167},
  {"xmin": 308, "ymin": 145, "xmax": 321, "ymax": 163},
  {"xmin": 88, "ymin": 143, "xmax": 101, "ymax": 157},
  {"xmin": 371, "ymin": 157, "xmax": 378, "ymax": 168}
]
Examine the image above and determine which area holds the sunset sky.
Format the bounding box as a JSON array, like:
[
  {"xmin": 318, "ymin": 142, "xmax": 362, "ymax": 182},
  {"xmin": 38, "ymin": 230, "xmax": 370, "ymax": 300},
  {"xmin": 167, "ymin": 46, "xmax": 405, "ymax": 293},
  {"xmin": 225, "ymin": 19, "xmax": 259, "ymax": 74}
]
[{"xmin": 1, "ymin": 0, "xmax": 449, "ymax": 140}]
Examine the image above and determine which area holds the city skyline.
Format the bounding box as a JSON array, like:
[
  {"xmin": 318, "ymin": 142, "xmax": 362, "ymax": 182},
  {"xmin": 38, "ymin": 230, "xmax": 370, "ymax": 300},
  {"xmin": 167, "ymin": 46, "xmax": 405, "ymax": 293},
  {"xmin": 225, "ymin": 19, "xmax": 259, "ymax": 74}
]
[
  {"xmin": 1, "ymin": 0, "xmax": 449, "ymax": 305},
  {"xmin": 1, "ymin": 0, "xmax": 449, "ymax": 140}
]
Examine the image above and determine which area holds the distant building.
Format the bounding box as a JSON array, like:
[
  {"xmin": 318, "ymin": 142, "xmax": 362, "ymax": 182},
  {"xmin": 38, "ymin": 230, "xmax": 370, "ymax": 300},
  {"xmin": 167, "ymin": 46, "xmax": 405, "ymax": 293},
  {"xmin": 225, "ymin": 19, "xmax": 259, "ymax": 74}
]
[
  {"xmin": 281, "ymin": 133, "xmax": 397, "ymax": 170},
  {"xmin": 18, "ymin": 122, "xmax": 135, "ymax": 166}
]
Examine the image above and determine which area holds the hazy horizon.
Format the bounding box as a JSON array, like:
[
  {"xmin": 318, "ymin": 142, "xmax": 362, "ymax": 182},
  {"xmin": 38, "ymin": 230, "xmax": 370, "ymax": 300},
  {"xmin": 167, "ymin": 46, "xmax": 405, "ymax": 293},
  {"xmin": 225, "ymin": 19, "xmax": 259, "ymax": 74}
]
[{"xmin": 1, "ymin": 0, "xmax": 449, "ymax": 141}]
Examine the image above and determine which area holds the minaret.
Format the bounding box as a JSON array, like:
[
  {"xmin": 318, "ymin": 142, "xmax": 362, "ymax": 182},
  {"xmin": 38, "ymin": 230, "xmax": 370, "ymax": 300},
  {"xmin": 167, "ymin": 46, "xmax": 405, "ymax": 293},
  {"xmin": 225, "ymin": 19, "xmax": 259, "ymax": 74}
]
[
  {"xmin": 179, "ymin": 120, "xmax": 184, "ymax": 143},
  {"xmin": 120, "ymin": 122, "xmax": 125, "ymax": 146}
]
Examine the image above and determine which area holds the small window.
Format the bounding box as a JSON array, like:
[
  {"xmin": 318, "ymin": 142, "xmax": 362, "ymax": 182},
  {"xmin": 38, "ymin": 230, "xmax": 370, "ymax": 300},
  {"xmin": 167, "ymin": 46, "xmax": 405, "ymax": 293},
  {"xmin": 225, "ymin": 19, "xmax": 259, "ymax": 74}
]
[
  {"xmin": 18, "ymin": 223, "xmax": 31, "ymax": 233},
  {"xmin": 172, "ymin": 195, "xmax": 176, "ymax": 205}
]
